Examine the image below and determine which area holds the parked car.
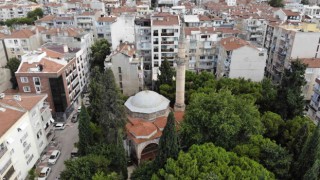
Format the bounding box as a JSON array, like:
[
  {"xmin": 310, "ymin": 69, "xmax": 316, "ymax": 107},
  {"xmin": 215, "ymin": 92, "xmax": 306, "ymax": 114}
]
[
  {"xmin": 48, "ymin": 150, "xmax": 61, "ymax": 165},
  {"xmin": 71, "ymin": 147, "xmax": 78, "ymax": 158},
  {"xmin": 77, "ymin": 106, "xmax": 81, "ymax": 113},
  {"xmin": 71, "ymin": 114, "xmax": 78, "ymax": 123},
  {"xmin": 54, "ymin": 123, "xmax": 65, "ymax": 130},
  {"xmin": 38, "ymin": 167, "xmax": 51, "ymax": 180}
]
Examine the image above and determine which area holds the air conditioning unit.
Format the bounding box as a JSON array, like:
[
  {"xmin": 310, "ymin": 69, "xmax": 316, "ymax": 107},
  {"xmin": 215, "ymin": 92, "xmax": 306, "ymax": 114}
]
[
  {"xmin": 0, "ymin": 93, "xmax": 5, "ymax": 99},
  {"xmin": 13, "ymin": 95, "xmax": 21, "ymax": 101}
]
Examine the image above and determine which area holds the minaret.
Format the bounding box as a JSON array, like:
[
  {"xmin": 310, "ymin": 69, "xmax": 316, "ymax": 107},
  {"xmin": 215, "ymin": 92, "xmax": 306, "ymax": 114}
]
[{"xmin": 174, "ymin": 25, "xmax": 186, "ymax": 112}]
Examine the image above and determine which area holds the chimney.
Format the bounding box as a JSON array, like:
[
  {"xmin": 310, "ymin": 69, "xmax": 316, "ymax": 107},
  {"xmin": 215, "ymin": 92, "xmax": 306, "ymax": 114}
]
[{"xmin": 63, "ymin": 45, "xmax": 68, "ymax": 53}]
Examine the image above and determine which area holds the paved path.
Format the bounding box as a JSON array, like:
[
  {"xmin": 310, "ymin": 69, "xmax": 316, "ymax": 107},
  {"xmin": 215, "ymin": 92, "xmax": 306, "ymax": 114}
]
[{"xmin": 47, "ymin": 116, "xmax": 79, "ymax": 180}]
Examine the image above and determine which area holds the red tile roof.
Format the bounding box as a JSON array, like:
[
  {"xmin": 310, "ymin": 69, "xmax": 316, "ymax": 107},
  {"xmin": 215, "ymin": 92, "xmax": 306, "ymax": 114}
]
[
  {"xmin": 220, "ymin": 36, "xmax": 251, "ymax": 51},
  {"xmin": 302, "ymin": 58, "xmax": 320, "ymax": 68}
]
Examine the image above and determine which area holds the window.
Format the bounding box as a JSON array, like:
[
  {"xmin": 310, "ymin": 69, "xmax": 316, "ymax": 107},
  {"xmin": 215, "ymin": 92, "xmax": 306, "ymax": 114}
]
[
  {"xmin": 119, "ymin": 82, "xmax": 123, "ymax": 88},
  {"xmin": 23, "ymin": 86, "xmax": 31, "ymax": 92},
  {"xmin": 118, "ymin": 67, "xmax": 122, "ymax": 73},
  {"xmin": 119, "ymin": 75, "xmax": 122, "ymax": 81},
  {"xmin": 200, "ymin": 56, "xmax": 205, "ymax": 59},
  {"xmin": 33, "ymin": 77, "xmax": 40, "ymax": 85},
  {"xmin": 20, "ymin": 77, "xmax": 28, "ymax": 83},
  {"xmin": 35, "ymin": 86, "xmax": 41, "ymax": 92}
]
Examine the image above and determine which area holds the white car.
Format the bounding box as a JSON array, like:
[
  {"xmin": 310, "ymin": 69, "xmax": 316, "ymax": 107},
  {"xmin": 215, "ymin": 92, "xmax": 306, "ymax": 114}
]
[
  {"xmin": 77, "ymin": 106, "xmax": 81, "ymax": 113},
  {"xmin": 48, "ymin": 150, "xmax": 61, "ymax": 165},
  {"xmin": 38, "ymin": 167, "xmax": 51, "ymax": 180},
  {"xmin": 54, "ymin": 123, "xmax": 65, "ymax": 130}
]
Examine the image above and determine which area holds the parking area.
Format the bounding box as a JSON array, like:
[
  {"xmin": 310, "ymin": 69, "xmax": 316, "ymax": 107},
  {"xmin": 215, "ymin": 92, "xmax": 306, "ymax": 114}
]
[{"xmin": 35, "ymin": 111, "xmax": 79, "ymax": 180}]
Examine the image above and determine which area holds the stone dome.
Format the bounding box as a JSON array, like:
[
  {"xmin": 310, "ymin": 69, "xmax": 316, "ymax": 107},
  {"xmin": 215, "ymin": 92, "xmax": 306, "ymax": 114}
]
[{"xmin": 125, "ymin": 90, "xmax": 170, "ymax": 114}]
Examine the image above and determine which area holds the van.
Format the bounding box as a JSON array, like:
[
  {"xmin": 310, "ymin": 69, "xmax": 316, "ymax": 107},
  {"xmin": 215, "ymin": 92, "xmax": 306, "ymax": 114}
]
[{"xmin": 71, "ymin": 147, "xmax": 78, "ymax": 158}]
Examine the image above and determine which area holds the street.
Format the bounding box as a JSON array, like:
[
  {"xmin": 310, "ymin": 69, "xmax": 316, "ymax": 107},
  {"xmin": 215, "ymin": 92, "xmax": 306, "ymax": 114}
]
[{"xmin": 48, "ymin": 119, "xmax": 79, "ymax": 180}]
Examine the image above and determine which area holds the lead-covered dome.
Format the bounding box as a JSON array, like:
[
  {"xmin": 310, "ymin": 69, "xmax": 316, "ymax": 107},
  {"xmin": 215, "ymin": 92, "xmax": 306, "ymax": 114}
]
[{"xmin": 125, "ymin": 90, "xmax": 170, "ymax": 114}]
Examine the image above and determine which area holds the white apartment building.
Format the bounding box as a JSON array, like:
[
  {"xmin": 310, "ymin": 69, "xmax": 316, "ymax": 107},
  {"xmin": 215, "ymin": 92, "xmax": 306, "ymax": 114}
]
[
  {"xmin": 0, "ymin": 40, "xmax": 10, "ymax": 93},
  {"xmin": 240, "ymin": 17, "xmax": 267, "ymax": 46},
  {"xmin": 308, "ymin": 77, "xmax": 320, "ymax": 122},
  {"xmin": 184, "ymin": 27, "xmax": 218, "ymax": 72},
  {"xmin": 274, "ymin": 9, "xmax": 302, "ymax": 23},
  {"xmin": 263, "ymin": 23, "xmax": 320, "ymax": 83},
  {"xmin": 75, "ymin": 11, "xmax": 102, "ymax": 38},
  {"xmin": 151, "ymin": 13, "xmax": 180, "ymax": 80},
  {"xmin": 96, "ymin": 16, "xmax": 116, "ymax": 42},
  {"xmin": 216, "ymin": 37, "xmax": 267, "ymax": 82},
  {"xmin": 0, "ymin": 3, "xmax": 41, "ymax": 21},
  {"xmin": 0, "ymin": 93, "xmax": 54, "ymax": 180},
  {"xmin": 105, "ymin": 42, "xmax": 144, "ymax": 96},
  {"xmin": 134, "ymin": 16, "xmax": 152, "ymax": 87},
  {"xmin": 302, "ymin": 58, "xmax": 320, "ymax": 100},
  {"xmin": 303, "ymin": 5, "xmax": 320, "ymax": 18},
  {"xmin": 35, "ymin": 15, "xmax": 75, "ymax": 28},
  {"xmin": 111, "ymin": 14, "xmax": 136, "ymax": 50},
  {"xmin": 4, "ymin": 29, "xmax": 42, "ymax": 59}
]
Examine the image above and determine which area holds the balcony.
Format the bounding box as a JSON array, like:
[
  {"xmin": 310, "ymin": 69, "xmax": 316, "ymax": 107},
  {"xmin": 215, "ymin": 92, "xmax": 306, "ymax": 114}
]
[
  {"xmin": 161, "ymin": 41, "xmax": 174, "ymax": 45},
  {"xmin": 153, "ymin": 33, "xmax": 158, "ymax": 36},
  {"xmin": 0, "ymin": 144, "xmax": 8, "ymax": 159},
  {"xmin": 161, "ymin": 32, "xmax": 174, "ymax": 36},
  {"xmin": 153, "ymin": 41, "xmax": 159, "ymax": 44},
  {"xmin": 161, "ymin": 48, "xmax": 174, "ymax": 52},
  {"xmin": 0, "ymin": 159, "xmax": 11, "ymax": 175}
]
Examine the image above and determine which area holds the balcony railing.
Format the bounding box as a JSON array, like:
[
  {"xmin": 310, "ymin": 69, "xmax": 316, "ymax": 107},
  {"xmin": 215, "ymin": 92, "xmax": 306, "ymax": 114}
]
[
  {"xmin": 161, "ymin": 41, "xmax": 174, "ymax": 44},
  {"xmin": 161, "ymin": 48, "xmax": 174, "ymax": 52},
  {"xmin": 153, "ymin": 33, "xmax": 158, "ymax": 36},
  {"xmin": 0, "ymin": 159, "xmax": 11, "ymax": 175},
  {"xmin": 161, "ymin": 32, "xmax": 174, "ymax": 36}
]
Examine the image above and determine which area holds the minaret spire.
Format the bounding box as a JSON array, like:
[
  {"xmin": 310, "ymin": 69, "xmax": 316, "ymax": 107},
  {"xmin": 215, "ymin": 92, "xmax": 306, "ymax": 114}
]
[{"xmin": 174, "ymin": 24, "xmax": 186, "ymax": 112}]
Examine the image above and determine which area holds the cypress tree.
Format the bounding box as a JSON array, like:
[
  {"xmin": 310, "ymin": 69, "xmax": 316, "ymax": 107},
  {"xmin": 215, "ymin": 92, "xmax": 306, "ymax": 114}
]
[
  {"xmin": 290, "ymin": 123, "xmax": 309, "ymax": 161},
  {"xmin": 155, "ymin": 111, "xmax": 179, "ymax": 168},
  {"xmin": 89, "ymin": 67, "xmax": 104, "ymax": 123},
  {"xmin": 78, "ymin": 105, "xmax": 93, "ymax": 156},
  {"xmin": 294, "ymin": 124, "xmax": 320, "ymax": 179},
  {"xmin": 303, "ymin": 159, "xmax": 320, "ymax": 180},
  {"xmin": 156, "ymin": 59, "xmax": 174, "ymax": 91}
]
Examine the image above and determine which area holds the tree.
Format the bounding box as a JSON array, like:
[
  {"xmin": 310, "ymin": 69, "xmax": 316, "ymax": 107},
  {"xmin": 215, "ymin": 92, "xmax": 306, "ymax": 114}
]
[
  {"xmin": 131, "ymin": 161, "xmax": 155, "ymax": 180},
  {"xmin": 27, "ymin": 8, "xmax": 44, "ymax": 20},
  {"xmin": 154, "ymin": 143, "xmax": 275, "ymax": 179},
  {"xmin": 90, "ymin": 39, "xmax": 111, "ymax": 71},
  {"xmin": 275, "ymin": 60, "xmax": 307, "ymax": 120},
  {"xmin": 181, "ymin": 90, "xmax": 263, "ymax": 150},
  {"xmin": 301, "ymin": 0, "xmax": 309, "ymax": 5},
  {"xmin": 261, "ymin": 111, "xmax": 284, "ymax": 140},
  {"xmin": 269, "ymin": 0, "xmax": 284, "ymax": 7},
  {"xmin": 88, "ymin": 67, "xmax": 104, "ymax": 123},
  {"xmin": 233, "ymin": 135, "xmax": 292, "ymax": 179},
  {"xmin": 155, "ymin": 112, "xmax": 179, "ymax": 168},
  {"xmin": 256, "ymin": 78, "xmax": 278, "ymax": 113},
  {"xmin": 290, "ymin": 123, "xmax": 310, "ymax": 162},
  {"xmin": 293, "ymin": 124, "xmax": 320, "ymax": 180},
  {"xmin": 278, "ymin": 116, "xmax": 315, "ymax": 149},
  {"xmin": 159, "ymin": 84, "xmax": 175, "ymax": 106},
  {"xmin": 157, "ymin": 59, "xmax": 174, "ymax": 89},
  {"xmin": 92, "ymin": 171, "xmax": 120, "ymax": 180},
  {"xmin": 78, "ymin": 105, "xmax": 93, "ymax": 156},
  {"xmin": 303, "ymin": 160, "xmax": 320, "ymax": 180},
  {"xmin": 5, "ymin": 57, "xmax": 20, "ymax": 89},
  {"xmin": 60, "ymin": 155, "xmax": 111, "ymax": 180}
]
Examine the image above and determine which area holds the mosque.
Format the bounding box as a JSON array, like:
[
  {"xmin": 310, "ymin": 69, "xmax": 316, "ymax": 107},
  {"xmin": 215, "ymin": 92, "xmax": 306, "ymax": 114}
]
[{"xmin": 124, "ymin": 31, "xmax": 187, "ymax": 164}]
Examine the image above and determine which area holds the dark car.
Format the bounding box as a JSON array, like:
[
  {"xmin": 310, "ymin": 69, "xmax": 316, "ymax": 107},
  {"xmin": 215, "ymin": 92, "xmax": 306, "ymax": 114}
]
[{"xmin": 71, "ymin": 114, "xmax": 78, "ymax": 123}]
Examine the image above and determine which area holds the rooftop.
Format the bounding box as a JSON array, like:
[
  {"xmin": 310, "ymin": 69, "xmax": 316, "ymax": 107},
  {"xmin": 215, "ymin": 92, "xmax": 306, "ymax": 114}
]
[
  {"xmin": 152, "ymin": 13, "xmax": 179, "ymax": 26},
  {"xmin": 220, "ymin": 36, "xmax": 252, "ymax": 51}
]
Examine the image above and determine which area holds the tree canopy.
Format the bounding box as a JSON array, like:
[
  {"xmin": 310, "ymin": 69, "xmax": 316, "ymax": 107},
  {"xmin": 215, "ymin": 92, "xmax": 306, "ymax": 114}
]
[
  {"xmin": 90, "ymin": 39, "xmax": 111, "ymax": 71},
  {"xmin": 78, "ymin": 105, "xmax": 93, "ymax": 156},
  {"xmin": 5, "ymin": 57, "xmax": 20, "ymax": 89},
  {"xmin": 233, "ymin": 135, "xmax": 292, "ymax": 179},
  {"xmin": 269, "ymin": 0, "xmax": 284, "ymax": 7},
  {"xmin": 154, "ymin": 143, "xmax": 275, "ymax": 179},
  {"xmin": 181, "ymin": 90, "xmax": 263, "ymax": 150}
]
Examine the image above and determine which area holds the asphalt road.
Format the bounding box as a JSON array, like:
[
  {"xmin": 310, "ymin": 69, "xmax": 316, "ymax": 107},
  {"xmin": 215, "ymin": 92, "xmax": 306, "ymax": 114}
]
[{"xmin": 48, "ymin": 118, "xmax": 79, "ymax": 180}]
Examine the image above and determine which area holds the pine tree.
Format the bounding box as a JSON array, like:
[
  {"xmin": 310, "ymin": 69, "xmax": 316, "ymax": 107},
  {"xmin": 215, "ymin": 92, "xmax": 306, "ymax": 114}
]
[
  {"xmin": 155, "ymin": 111, "xmax": 179, "ymax": 168},
  {"xmin": 293, "ymin": 124, "xmax": 320, "ymax": 179},
  {"xmin": 78, "ymin": 105, "xmax": 93, "ymax": 156},
  {"xmin": 303, "ymin": 160, "xmax": 320, "ymax": 180}
]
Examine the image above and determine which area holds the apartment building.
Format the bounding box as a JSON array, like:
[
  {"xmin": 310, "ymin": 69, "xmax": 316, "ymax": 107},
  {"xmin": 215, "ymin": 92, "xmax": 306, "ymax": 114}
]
[
  {"xmin": 263, "ymin": 23, "xmax": 320, "ymax": 83},
  {"xmin": 0, "ymin": 3, "xmax": 41, "ymax": 21},
  {"xmin": 134, "ymin": 16, "xmax": 152, "ymax": 87},
  {"xmin": 75, "ymin": 11, "xmax": 102, "ymax": 38},
  {"xmin": 0, "ymin": 93, "xmax": 54, "ymax": 180},
  {"xmin": 274, "ymin": 9, "xmax": 302, "ymax": 23},
  {"xmin": 239, "ymin": 17, "xmax": 267, "ymax": 46},
  {"xmin": 308, "ymin": 78, "xmax": 320, "ymax": 122},
  {"xmin": 183, "ymin": 14, "xmax": 213, "ymax": 27},
  {"xmin": 96, "ymin": 16, "xmax": 116, "ymax": 42},
  {"xmin": 4, "ymin": 29, "xmax": 42, "ymax": 59},
  {"xmin": 0, "ymin": 40, "xmax": 10, "ymax": 93},
  {"xmin": 303, "ymin": 5, "xmax": 320, "ymax": 18},
  {"xmin": 302, "ymin": 58, "xmax": 320, "ymax": 100},
  {"xmin": 35, "ymin": 15, "xmax": 75, "ymax": 28},
  {"xmin": 216, "ymin": 36, "xmax": 267, "ymax": 82},
  {"xmin": 110, "ymin": 14, "xmax": 135, "ymax": 50},
  {"xmin": 15, "ymin": 49, "xmax": 81, "ymax": 116},
  {"xmin": 151, "ymin": 13, "xmax": 180, "ymax": 80},
  {"xmin": 105, "ymin": 42, "xmax": 144, "ymax": 96},
  {"xmin": 42, "ymin": 3, "xmax": 66, "ymax": 15},
  {"xmin": 184, "ymin": 27, "xmax": 217, "ymax": 72}
]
